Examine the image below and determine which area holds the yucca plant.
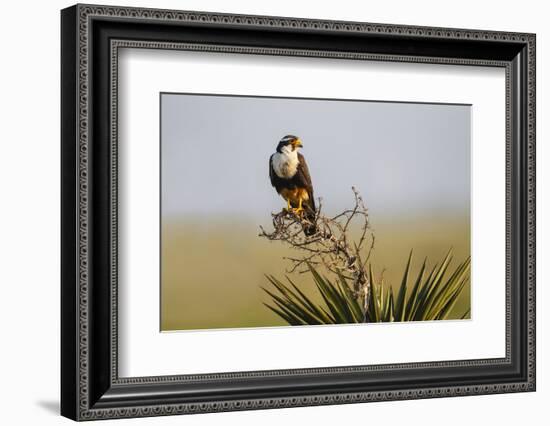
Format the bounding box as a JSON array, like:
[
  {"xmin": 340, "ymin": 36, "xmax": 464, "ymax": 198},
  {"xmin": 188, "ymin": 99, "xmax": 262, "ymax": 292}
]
[{"xmin": 262, "ymin": 249, "xmax": 470, "ymax": 325}]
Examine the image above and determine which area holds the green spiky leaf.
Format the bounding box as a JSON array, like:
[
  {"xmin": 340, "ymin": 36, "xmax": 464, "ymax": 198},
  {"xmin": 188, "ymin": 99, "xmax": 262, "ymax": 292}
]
[{"xmin": 263, "ymin": 249, "xmax": 470, "ymax": 326}]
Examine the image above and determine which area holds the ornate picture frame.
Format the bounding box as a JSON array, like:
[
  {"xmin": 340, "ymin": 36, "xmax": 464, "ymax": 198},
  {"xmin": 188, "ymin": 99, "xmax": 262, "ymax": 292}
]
[{"xmin": 61, "ymin": 4, "xmax": 536, "ymax": 421}]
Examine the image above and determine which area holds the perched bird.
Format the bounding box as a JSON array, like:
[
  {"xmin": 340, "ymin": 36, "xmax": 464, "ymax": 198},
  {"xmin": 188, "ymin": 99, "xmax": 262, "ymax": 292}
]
[{"xmin": 269, "ymin": 135, "xmax": 316, "ymax": 236}]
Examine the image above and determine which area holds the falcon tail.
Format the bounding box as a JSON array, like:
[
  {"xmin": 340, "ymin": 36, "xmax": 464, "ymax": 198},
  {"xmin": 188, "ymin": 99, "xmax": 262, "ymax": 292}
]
[{"xmin": 302, "ymin": 200, "xmax": 317, "ymax": 236}]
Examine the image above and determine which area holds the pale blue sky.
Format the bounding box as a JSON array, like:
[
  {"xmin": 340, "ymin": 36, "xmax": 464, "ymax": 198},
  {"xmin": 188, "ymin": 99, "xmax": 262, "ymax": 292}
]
[{"xmin": 161, "ymin": 93, "xmax": 470, "ymax": 221}]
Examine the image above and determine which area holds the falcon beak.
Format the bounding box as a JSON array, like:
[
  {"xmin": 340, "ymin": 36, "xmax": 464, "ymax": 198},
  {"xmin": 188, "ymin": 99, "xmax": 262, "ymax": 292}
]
[{"xmin": 293, "ymin": 139, "xmax": 303, "ymax": 148}]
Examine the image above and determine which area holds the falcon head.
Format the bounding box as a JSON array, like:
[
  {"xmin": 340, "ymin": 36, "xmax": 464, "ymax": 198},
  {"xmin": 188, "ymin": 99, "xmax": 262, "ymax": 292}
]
[{"xmin": 276, "ymin": 135, "xmax": 303, "ymax": 153}]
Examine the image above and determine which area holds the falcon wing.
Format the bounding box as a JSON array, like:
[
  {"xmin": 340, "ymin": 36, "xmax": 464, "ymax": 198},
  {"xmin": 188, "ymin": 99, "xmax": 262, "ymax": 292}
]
[
  {"xmin": 296, "ymin": 153, "xmax": 315, "ymax": 210},
  {"xmin": 269, "ymin": 154, "xmax": 277, "ymax": 187}
]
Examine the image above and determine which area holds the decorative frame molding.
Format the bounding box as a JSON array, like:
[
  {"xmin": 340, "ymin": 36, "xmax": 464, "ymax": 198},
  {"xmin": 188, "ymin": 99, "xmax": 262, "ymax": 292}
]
[{"xmin": 61, "ymin": 4, "xmax": 535, "ymax": 421}]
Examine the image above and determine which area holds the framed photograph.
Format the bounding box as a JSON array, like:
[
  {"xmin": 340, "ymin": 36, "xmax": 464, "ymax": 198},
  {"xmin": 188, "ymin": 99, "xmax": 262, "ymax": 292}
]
[{"xmin": 61, "ymin": 4, "xmax": 536, "ymax": 421}]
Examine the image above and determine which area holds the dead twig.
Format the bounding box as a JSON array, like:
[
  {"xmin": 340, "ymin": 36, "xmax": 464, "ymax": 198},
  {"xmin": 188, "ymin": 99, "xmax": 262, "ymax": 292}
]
[{"xmin": 259, "ymin": 187, "xmax": 374, "ymax": 311}]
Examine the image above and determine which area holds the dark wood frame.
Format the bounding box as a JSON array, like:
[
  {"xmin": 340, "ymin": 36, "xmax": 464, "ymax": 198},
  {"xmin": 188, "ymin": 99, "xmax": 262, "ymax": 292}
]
[{"xmin": 61, "ymin": 4, "xmax": 536, "ymax": 421}]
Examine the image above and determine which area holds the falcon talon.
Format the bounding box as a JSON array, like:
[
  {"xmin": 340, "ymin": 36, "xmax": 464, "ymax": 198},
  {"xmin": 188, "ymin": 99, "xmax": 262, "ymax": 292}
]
[{"xmin": 284, "ymin": 198, "xmax": 292, "ymax": 212}]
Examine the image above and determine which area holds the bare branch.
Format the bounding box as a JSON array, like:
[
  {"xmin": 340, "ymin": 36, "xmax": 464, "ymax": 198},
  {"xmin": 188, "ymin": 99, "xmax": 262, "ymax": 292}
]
[{"xmin": 259, "ymin": 188, "xmax": 375, "ymax": 310}]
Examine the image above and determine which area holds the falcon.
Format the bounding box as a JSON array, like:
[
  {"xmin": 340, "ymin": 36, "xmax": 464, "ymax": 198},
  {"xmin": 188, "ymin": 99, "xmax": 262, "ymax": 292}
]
[{"xmin": 269, "ymin": 135, "xmax": 316, "ymax": 235}]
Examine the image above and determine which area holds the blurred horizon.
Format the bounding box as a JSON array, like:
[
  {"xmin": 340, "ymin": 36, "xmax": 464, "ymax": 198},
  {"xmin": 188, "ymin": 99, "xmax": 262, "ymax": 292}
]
[{"xmin": 161, "ymin": 215, "xmax": 470, "ymax": 331}]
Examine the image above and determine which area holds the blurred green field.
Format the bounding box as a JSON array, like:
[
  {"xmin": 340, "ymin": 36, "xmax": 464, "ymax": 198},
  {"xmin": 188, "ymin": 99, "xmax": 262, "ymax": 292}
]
[{"xmin": 161, "ymin": 214, "xmax": 470, "ymax": 331}]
